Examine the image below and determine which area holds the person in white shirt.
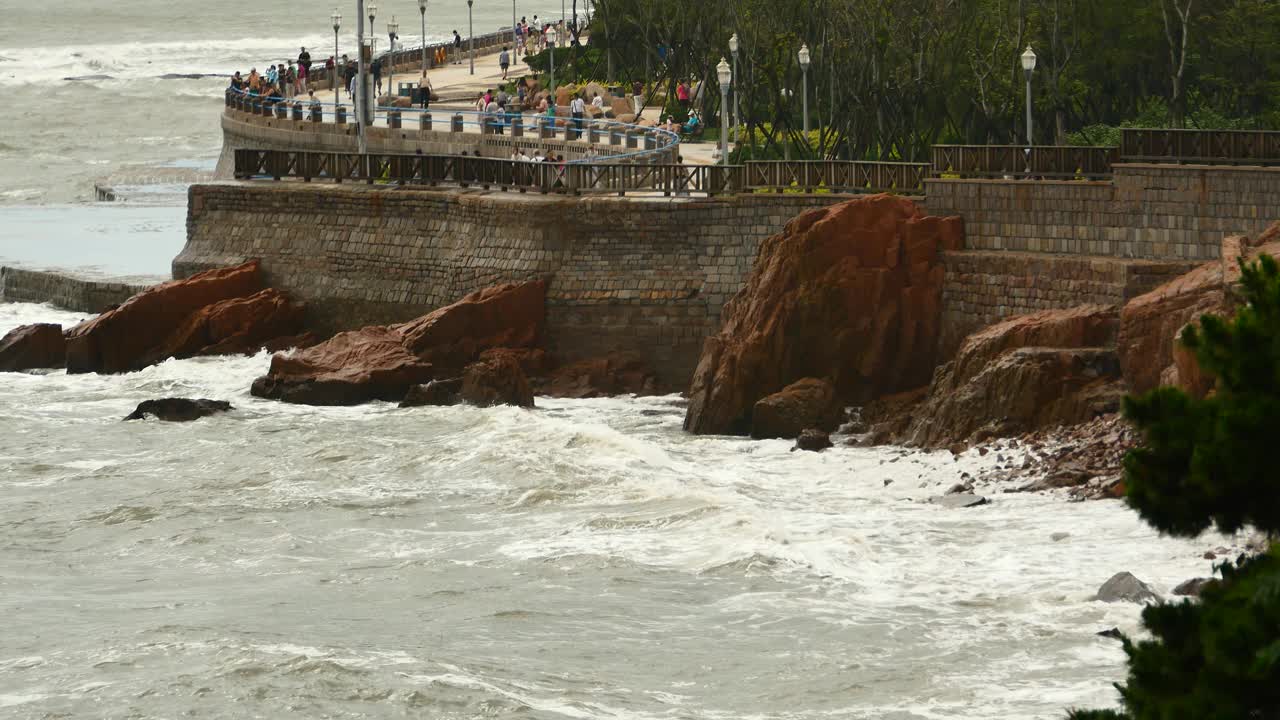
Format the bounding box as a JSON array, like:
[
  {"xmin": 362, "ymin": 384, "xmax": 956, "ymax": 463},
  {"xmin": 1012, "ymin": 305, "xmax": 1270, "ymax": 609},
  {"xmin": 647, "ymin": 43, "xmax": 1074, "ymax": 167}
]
[{"xmin": 569, "ymin": 94, "xmax": 586, "ymax": 135}]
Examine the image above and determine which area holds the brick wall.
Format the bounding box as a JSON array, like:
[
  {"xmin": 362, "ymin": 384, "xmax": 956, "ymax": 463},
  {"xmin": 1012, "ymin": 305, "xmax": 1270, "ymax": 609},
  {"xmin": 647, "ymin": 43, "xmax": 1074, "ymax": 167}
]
[
  {"xmin": 938, "ymin": 252, "xmax": 1199, "ymax": 353},
  {"xmin": 0, "ymin": 266, "xmax": 152, "ymax": 314},
  {"xmin": 926, "ymin": 163, "xmax": 1280, "ymax": 261},
  {"xmin": 178, "ymin": 184, "xmax": 844, "ymax": 386}
]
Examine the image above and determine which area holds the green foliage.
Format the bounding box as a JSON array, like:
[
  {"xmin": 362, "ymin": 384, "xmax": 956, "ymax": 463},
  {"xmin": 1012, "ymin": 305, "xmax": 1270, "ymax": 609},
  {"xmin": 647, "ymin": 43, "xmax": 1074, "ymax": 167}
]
[{"xmin": 1070, "ymin": 255, "xmax": 1280, "ymax": 718}]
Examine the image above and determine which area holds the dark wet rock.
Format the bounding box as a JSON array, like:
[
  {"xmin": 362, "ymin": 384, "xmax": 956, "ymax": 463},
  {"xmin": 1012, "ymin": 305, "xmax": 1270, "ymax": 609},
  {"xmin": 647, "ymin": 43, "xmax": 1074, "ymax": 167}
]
[
  {"xmin": 459, "ymin": 353, "xmax": 535, "ymax": 408},
  {"xmin": 752, "ymin": 378, "xmax": 843, "ymax": 440},
  {"xmin": 399, "ymin": 378, "xmax": 463, "ymax": 408},
  {"xmin": 123, "ymin": 398, "xmax": 233, "ymax": 422},
  {"xmin": 1095, "ymin": 571, "xmax": 1160, "ymax": 604},
  {"xmin": 1172, "ymin": 577, "xmax": 1212, "ymax": 597},
  {"xmin": 792, "ymin": 429, "xmax": 833, "ymax": 452},
  {"xmin": 929, "ymin": 493, "xmax": 989, "ymax": 509},
  {"xmin": 1051, "ymin": 532, "xmax": 1071, "ymax": 542},
  {"xmin": 0, "ymin": 323, "xmax": 66, "ymax": 371},
  {"xmin": 1096, "ymin": 627, "xmax": 1125, "ymax": 641}
]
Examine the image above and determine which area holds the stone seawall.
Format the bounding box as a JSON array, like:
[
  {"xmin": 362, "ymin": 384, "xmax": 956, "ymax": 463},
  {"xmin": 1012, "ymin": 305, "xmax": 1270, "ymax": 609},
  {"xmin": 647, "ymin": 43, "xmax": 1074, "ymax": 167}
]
[
  {"xmin": 177, "ymin": 183, "xmax": 846, "ymax": 384},
  {"xmin": 0, "ymin": 266, "xmax": 152, "ymax": 314},
  {"xmin": 938, "ymin": 252, "xmax": 1198, "ymax": 353},
  {"xmin": 927, "ymin": 163, "xmax": 1280, "ymax": 261}
]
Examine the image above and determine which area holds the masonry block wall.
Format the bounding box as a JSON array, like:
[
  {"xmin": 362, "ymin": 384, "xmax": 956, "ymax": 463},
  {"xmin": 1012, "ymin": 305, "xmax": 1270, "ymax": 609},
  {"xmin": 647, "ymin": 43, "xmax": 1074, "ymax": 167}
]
[
  {"xmin": 177, "ymin": 184, "xmax": 842, "ymax": 386},
  {"xmin": 0, "ymin": 266, "xmax": 151, "ymax": 315},
  {"xmin": 927, "ymin": 163, "xmax": 1280, "ymax": 261}
]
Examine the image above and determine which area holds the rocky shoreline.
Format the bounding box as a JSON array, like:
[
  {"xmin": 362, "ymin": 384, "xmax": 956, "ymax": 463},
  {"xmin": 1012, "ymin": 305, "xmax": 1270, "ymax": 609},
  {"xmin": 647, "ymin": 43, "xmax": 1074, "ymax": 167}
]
[{"xmin": 4, "ymin": 194, "xmax": 1277, "ymax": 503}]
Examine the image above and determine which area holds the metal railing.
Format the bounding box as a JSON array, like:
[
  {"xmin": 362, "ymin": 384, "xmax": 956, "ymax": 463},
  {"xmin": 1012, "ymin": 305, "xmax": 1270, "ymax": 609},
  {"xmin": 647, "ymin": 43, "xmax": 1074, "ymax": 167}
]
[
  {"xmin": 931, "ymin": 145, "xmax": 1119, "ymax": 179},
  {"xmin": 233, "ymin": 149, "xmax": 926, "ymax": 197},
  {"xmin": 1120, "ymin": 128, "xmax": 1280, "ymax": 166},
  {"xmin": 224, "ymin": 86, "xmax": 680, "ymax": 164}
]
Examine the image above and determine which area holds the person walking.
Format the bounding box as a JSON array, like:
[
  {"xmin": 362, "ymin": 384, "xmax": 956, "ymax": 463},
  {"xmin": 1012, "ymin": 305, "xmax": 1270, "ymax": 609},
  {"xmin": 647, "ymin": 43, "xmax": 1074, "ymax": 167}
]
[
  {"xmin": 569, "ymin": 92, "xmax": 586, "ymax": 136},
  {"xmin": 632, "ymin": 79, "xmax": 644, "ymax": 117},
  {"xmin": 371, "ymin": 57, "xmax": 383, "ymax": 96},
  {"xmin": 499, "ymin": 47, "xmax": 510, "ymax": 80},
  {"xmin": 418, "ymin": 72, "xmax": 432, "ymax": 110},
  {"xmin": 452, "ymin": 31, "xmax": 463, "ymax": 65},
  {"xmin": 298, "ymin": 47, "xmax": 312, "ymax": 82}
]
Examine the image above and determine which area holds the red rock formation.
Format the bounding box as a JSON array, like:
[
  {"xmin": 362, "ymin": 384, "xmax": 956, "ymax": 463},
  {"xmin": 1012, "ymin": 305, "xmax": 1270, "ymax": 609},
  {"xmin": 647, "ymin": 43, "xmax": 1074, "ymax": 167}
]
[
  {"xmin": 750, "ymin": 378, "xmax": 843, "ymax": 440},
  {"xmin": 64, "ymin": 260, "xmax": 282, "ymax": 374},
  {"xmin": 903, "ymin": 305, "xmax": 1123, "ymax": 448},
  {"xmin": 536, "ymin": 352, "xmax": 660, "ymax": 399},
  {"xmin": 0, "ymin": 324, "xmax": 66, "ymax": 371},
  {"xmin": 459, "ymin": 353, "xmax": 536, "ymax": 408},
  {"xmin": 1117, "ymin": 262, "xmax": 1227, "ymax": 396},
  {"xmin": 684, "ymin": 195, "xmax": 962, "ymax": 436},
  {"xmin": 252, "ymin": 281, "xmax": 545, "ymax": 406},
  {"xmin": 143, "ymin": 289, "xmax": 309, "ymax": 364}
]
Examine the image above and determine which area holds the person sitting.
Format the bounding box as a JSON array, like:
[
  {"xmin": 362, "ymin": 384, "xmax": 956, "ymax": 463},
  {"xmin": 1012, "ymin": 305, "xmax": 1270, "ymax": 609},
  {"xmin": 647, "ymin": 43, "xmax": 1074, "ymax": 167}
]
[{"xmin": 682, "ymin": 110, "xmax": 702, "ymax": 137}]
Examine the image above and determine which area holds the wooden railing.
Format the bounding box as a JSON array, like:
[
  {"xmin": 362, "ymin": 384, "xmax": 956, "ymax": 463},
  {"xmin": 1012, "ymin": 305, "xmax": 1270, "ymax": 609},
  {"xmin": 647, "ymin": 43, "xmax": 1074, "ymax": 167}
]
[
  {"xmin": 931, "ymin": 145, "xmax": 1119, "ymax": 179},
  {"xmin": 1121, "ymin": 128, "xmax": 1280, "ymax": 166},
  {"xmin": 233, "ymin": 149, "xmax": 927, "ymax": 197}
]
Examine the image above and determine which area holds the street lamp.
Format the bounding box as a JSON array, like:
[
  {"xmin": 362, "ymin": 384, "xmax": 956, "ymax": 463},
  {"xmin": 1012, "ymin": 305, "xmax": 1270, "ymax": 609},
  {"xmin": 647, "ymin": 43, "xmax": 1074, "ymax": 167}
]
[
  {"xmin": 1021, "ymin": 45, "xmax": 1037, "ymax": 148},
  {"xmin": 388, "ymin": 17, "xmax": 398, "ymax": 98},
  {"xmin": 547, "ymin": 26, "xmax": 558, "ymax": 91},
  {"xmin": 717, "ymin": 57, "xmax": 731, "ymax": 167},
  {"xmin": 467, "ymin": 0, "xmax": 475, "ymax": 75},
  {"xmin": 729, "ymin": 33, "xmax": 739, "ymax": 145},
  {"xmin": 419, "ymin": 0, "xmax": 428, "ymax": 75},
  {"xmin": 798, "ymin": 43, "xmax": 811, "ymax": 154},
  {"xmin": 332, "ymin": 9, "xmax": 342, "ymax": 111},
  {"xmin": 356, "ymin": 0, "xmax": 368, "ymax": 154},
  {"xmin": 512, "ymin": 0, "xmax": 518, "ymax": 58}
]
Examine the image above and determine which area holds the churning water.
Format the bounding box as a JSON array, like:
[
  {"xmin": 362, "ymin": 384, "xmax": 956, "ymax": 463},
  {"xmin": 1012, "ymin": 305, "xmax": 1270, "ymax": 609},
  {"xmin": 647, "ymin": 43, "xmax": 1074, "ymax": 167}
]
[{"xmin": 0, "ymin": 302, "xmax": 1232, "ymax": 719}]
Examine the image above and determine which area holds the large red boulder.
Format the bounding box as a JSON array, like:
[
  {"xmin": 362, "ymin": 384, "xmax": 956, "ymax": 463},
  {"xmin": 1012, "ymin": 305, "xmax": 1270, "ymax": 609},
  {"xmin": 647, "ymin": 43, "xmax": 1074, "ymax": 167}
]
[
  {"xmin": 142, "ymin": 289, "xmax": 309, "ymax": 365},
  {"xmin": 750, "ymin": 378, "xmax": 843, "ymax": 440},
  {"xmin": 252, "ymin": 281, "xmax": 546, "ymax": 406},
  {"xmin": 902, "ymin": 305, "xmax": 1122, "ymax": 447},
  {"xmin": 0, "ymin": 323, "xmax": 66, "ymax": 371},
  {"xmin": 684, "ymin": 195, "xmax": 962, "ymax": 435},
  {"xmin": 63, "ymin": 260, "xmax": 306, "ymax": 374}
]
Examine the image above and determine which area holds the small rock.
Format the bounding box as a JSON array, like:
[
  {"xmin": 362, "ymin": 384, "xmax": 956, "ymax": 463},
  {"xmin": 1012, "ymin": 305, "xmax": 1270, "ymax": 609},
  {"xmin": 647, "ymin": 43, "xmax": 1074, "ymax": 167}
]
[
  {"xmin": 1096, "ymin": 627, "xmax": 1125, "ymax": 641},
  {"xmin": 1051, "ymin": 532, "xmax": 1070, "ymax": 542},
  {"xmin": 945, "ymin": 482, "xmax": 973, "ymax": 495},
  {"xmin": 882, "ymin": 478, "xmax": 894, "ymax": 487},
  {"xmin": 978, "ymin": 447, "xmax": 989, "ymax": 456},
  {"xmin": 1172, "ymin": 577, "xmax": 1212, "ymax": 597},
  {"xmin": 1095, "ymin": 571, "xmax": 1161, "ymax": 604},
  {"xmin": 793, "ymin": 429, "xmax": 833, "ymax": 452},
  {"xmin": 948, "ymin": 443, "xmax": 967, "ymax": 457},
  {"xmin": 1203, "ymin": 551, "xmax": 1217, "ymax": 560},
  {"xmin": 930, "ymin": 493, "xmax": 989, "ymax": 509},
  {"xmin": 123, "ymin": 398, "xmax": 233, "ymax": 422}
]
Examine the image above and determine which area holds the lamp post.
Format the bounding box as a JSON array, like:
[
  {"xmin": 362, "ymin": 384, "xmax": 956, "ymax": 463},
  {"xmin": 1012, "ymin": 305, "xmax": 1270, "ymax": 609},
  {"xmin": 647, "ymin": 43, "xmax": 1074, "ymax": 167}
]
[
  {"xmin": 717, "ymin": 57, "xmax": 731, "ymax": 167},
  {"xmin": 387, "ymin": 17, "xmax": 398, "ymax": 98},
  {"xmin": 729, "ymin": 33, "xmax": 739, "ymax": 145},
  {"xmin": 356, "ymin": 0, "xmax": 368, "ymax": 154},
  {"xmin": 467, "ymin": 0, "xmax": 475, "ymax": 75},
  {"xmin": 419, "ymin": 0, "xmax": 428, "ymax": 74},
  {"xmin": 332, "ymin": 9, "xmax": 342, "ymax": 112},
  {"xmin": 512, "ymin": 0, "xmax": 518, "ymax": 57},
  {"xmin": 547, "ymin": 26, "xmax": 558, "ymax": 92},
  {"xmin": 1021, "ymin": 45, "xmax": 1037, "ymax": 153},
  {"xmin": 798, "ymin": 43, "xmax": 811, "ymax": 155}
]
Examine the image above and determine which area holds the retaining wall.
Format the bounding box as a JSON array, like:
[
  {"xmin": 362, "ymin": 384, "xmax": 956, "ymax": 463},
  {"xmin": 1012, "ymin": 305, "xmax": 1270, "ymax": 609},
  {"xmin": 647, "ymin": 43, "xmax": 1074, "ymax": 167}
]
[
  {"xmin": 0, "ymin": 266, "xmax": 152, "ymax": 314},
  {"xmin": 926, "ymin": 163, "xmax": 1280, "ymax": 261},
  {"xmin": 177, "ymin": 183, "xmax": 845, "ymax": 385}
]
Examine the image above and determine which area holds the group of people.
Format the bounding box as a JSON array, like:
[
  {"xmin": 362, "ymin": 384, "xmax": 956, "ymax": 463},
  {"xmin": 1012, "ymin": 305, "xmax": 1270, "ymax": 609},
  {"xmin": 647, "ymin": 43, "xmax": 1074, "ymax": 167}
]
[{"xmin": 229, "ymin": 47, "xmax": 317, "ymax": 99}]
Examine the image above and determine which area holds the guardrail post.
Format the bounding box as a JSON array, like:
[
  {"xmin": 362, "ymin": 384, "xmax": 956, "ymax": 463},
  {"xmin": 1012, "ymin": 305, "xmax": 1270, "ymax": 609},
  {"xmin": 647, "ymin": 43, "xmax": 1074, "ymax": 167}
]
[
  {"xmin": 452, "ymin": 114, "xmax": 464, "ymax": 133},
  {"xmin": 274, "ymin": 103, "xmax": 287, "ymax": 120},
  {"xmin": 512, "ymin": 115, "xmax": 523, "ymax": 138},
  {"xmin": 626, "ymin": 131, "xmax": 640, "ymax": 149},
  {"xmin": 588, "ymin": 125, "xmax": 600, "ymax": 144},
  {"xmin": 335, "ymin": 106, "xmax": 347, "ymax": 125},
  {"xmin": 420, "ymin": 113, "xmax": 432, "ymax": 132},
  {"xmin": 310, "ymin": 105, "xmax": 323, "ymax": 122},
  {"xmin": 540, "ymin": 121, "xmax": 555, "ymax": 139},
  {"xmin": 644, "ymin": 134, "xmax": 656, "ymax": 152},
  {"xmin": 389, "ymin": 110, "xmax": 402, "ymax": 129},
  {"xmin": 292, "ymin": 103, "xmax": 304, "ymax": 121},
  {"xmin": 609, "ymin": 129, "xmax": 622, "ymax": 146}
]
